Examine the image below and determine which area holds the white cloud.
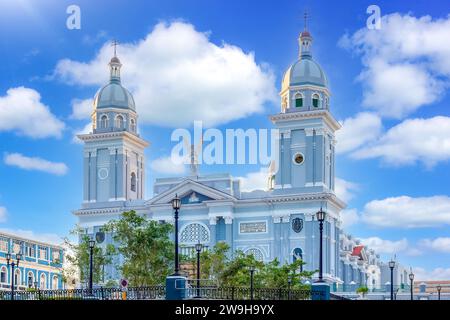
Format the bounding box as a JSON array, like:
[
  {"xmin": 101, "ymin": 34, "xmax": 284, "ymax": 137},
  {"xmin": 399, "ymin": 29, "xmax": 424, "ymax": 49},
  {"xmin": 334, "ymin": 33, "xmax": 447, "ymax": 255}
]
[
  {"xmin": 413, "ymin": 267, "xmax": 450, "ymax": 281},
  {"xmin": 339, "ymin": 13, "xmax": 450, "ymax": 118},
  {"xmin": 4, "ymin": 152, "xmax": 68, "ymax": 176},
  {"xmin": 352, "ymin": 116, "xmax": 450, "ymax": 167},
  {"xmin": 150, "ymin": 155, "xmax": 187, "ymax": 175},
  {"xmin": 0, "ymin": 87, "xmax": 64, "ymax": 138},
  {"xmin": 340, "ymin": 208, "xmax": 360, "ymax": 230},
  {"xmin": 0, "ymin": 207, "xmax": 7, "ymax": 223},
  {"xmin": 54, "ymin": 21, "xmax": 277, "ymax": 127},
  {"xmin": 359, "ymin": 236, "xmax": 409, "ymax": 255},
  {"xmin": 238, "ymin": 168, "xmax": 268, "ymax": 192},
  {"xmin": 335, "ymin": 178, "xmax": 359, "ymax": 203},
  {"xmin": 361, "ymin": 195, "xmax": 450, "ymax": 228},
  {"xmin": 72, "ymin": 122, "xmax": 92, "ymax": 144},
  {"xmin": 70, "ymin": 98, "xmax": 92, "ymax": 120},
  {"xmin": 419, "ymin": 237, "xmax": 450, "ymax": 253},
  {"xmin": 0, "ymin": 228, "xmax": 63, "ymax": 246},
  {"xmin": 336, "ymin": 112, "xmax": 382, "ymax": 154}
]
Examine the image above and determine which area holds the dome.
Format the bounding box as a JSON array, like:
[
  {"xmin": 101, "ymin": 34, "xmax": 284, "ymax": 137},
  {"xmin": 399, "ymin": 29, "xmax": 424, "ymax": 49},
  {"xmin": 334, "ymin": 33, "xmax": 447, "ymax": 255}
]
[
  {"xmin": 93, "ymin": 82, "xmax": 136, "ymax": 111},
  {"xmin": 282, "ymin": 57, "xmax": 328, "ymax": 91}
]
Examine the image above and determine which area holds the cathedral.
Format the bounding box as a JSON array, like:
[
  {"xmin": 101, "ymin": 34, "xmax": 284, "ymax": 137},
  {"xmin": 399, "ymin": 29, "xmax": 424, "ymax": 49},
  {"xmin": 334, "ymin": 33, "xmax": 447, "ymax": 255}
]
[{"xmin": 74, "ymin": 27, "xmax": 395, "ymax": 292}]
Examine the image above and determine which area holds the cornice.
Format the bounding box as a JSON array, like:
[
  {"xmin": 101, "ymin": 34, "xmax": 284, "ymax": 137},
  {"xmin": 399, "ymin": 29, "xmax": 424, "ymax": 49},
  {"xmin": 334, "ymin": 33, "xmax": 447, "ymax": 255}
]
[
  {"xmin": 77, "ymin": 131, "xmax": 149, "ymax": 148},
  {"xmin": 270, "ymin": 110, "xmax": 341, "ymax": 131}
]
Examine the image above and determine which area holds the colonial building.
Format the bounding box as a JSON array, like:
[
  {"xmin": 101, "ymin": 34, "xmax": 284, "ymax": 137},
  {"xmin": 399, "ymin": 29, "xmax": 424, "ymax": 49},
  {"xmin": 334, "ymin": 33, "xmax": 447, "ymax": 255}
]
[
  {"xmin": 0, "ymin": 231, "xmax": 64, "ymax": 290},
  {"xmin": 74, "ymin": 26, "xmax": 386, "ymax": 291}
]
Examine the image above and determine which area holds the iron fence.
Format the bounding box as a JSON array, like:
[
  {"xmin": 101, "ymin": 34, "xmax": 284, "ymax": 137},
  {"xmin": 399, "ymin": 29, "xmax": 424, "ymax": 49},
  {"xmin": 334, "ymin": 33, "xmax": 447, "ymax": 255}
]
[
  {"xmin": 0, "ymin": 285, "xmax": 319, "ymax": 300},
  {"xmin": 0, "ymin": 286, "xmax": 166, "ymax": 300},
  {"xmin": 185, "ymin": 286, "xmax": 312, "ymax": 300}
]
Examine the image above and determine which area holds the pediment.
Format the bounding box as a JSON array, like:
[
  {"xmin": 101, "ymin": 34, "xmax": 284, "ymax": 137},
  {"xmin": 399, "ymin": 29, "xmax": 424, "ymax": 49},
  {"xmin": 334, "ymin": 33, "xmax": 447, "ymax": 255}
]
[{"xmin": 147, "ymin": 179, "xmax": 236, "ymax": 206}]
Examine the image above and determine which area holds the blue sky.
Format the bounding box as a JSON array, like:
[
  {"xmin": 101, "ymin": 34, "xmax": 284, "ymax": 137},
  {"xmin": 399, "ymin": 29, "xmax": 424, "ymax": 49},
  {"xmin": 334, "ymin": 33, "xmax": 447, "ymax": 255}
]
[{"xmin": 0, "ymin": 0, "xmax": 449, "ymax": 279}]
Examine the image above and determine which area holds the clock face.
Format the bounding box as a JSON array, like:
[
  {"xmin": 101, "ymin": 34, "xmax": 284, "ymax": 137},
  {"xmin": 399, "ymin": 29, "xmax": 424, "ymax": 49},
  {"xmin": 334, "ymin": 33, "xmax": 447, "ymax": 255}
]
[
  {"xmin": 293, "ymin": 153, "xmax": 304, "ymax": 165},
  {"xmin": 98, "ymin": 167, "xmax": 109, "ymax": 180}
]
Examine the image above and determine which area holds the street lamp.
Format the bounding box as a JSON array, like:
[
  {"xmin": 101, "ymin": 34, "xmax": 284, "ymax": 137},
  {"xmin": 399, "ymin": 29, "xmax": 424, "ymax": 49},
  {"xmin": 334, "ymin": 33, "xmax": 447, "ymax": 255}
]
[
  {"xmin": 287, "ymin": 275, "xmax": 292, "ymax": 300},
  {"xmin": 388, "ymin": 259, "xmax": 395, "ymax": 300},
  {"xmin": 6, "ymin": 252, "xmax": 22, "ymax": 301},
  {"xmin": 315, "ymin": 207, "xmax": 326, "ymax": 283},
  {"xmin": 172, "ymin": 194, "xmax": 181, "ymax": 275},
  {"xmin": 408, "ymin": 270, "xmax": 414, "ymax": 301},
  {"xmin": 437, "ymin": 285, "xmax": 441, "ymax": 300},
  {"xmin": 88, "ymin": 239, "xmax": 95, "ymax": 293},
  {"xmin": 195, "ymin": 242, "xmax": 203, "ymax": 298},
  {"xmin": 248, "ymin": 265, "xmax": 256, "ymax": 300}
]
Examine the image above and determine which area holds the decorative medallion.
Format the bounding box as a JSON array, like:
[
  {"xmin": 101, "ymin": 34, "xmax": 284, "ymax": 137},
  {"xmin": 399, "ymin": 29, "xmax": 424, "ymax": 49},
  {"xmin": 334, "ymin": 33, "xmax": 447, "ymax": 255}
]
[
  {"xmin": 292, "ymin": 217, "xmax": 303, "ymax": 233},
  {"xmin": 188, "ymin": 192, "xmax": 199, "ymax": 203},
  {"xmin": 98, "ymin": 167, "xmax": 109, "ymax": 180}
]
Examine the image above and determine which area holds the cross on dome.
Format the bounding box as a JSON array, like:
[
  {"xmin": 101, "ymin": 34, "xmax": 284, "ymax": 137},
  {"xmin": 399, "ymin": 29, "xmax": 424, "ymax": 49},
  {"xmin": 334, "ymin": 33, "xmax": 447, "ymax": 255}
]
[{"xmin": 111, "ymin": 39, "xmax": 119, "ymax": 57}]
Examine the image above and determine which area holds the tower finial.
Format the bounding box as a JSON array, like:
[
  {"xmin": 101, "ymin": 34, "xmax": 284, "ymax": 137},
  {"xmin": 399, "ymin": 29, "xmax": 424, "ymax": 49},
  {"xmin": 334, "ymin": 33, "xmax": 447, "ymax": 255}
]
[
  {"xmin": 304, "ymin": 11, "xmax": 308, "ymax": 31},
  {"xmin": 111, "ymin": 39, "xmax": 119, "ymax": 57},
  {"xmin": 299, "ymin": 11, "xmax": 312, "ymax": 59}
]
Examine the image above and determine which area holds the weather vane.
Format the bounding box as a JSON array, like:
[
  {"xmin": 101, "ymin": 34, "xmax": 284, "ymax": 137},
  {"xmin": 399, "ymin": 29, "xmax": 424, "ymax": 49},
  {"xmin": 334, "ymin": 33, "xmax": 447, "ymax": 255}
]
[
  {"xmin": 304, "ymin": 11, "xmax": 309, "ymax": 31},
  {"xmin": 111, "ymin": 39, "xmax": 119, "ymax": 57}
]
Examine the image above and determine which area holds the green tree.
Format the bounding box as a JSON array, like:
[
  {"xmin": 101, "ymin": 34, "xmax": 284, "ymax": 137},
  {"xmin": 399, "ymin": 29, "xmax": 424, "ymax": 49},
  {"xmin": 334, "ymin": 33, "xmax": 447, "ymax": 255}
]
[
  {"xmin": 258, "ymin": 258, "xmax": 314, "ymax": 289},
  {"xmin": 220, "ymin": 250, "xmax": 265, "ymax": 287},
  {"xmin": 104, "ymin": 210, "xmax": 174, "ymax": 286},
  {"xmin": 196, "ymin": 242, "xmax": 230, "ymax": 283},
  {"xmin": 64, "ymin": 227, "xmax": 114, "ymax": 286}
]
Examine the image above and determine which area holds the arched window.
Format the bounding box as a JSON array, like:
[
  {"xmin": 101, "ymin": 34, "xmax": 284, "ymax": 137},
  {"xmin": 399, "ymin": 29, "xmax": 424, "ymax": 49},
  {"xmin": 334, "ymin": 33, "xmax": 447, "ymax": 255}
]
[
  {"xmin": 27, "ymin": 272, "xmax": 34, "ymax": 288},
  {"xmin": 130, "ymin": 119, "xmax": 136, "ymax": 132},
  {"xmin": 0, "ymin": 266, "xmax": 7, "ymax": 283},
  {"xmin": 180, "ymin": 223, "xmax": 210, "ymax": 244},
  {"xmin": 40, "ymin": 273, "xmax": 46, "ymax": 289},
  {"xmin": 312, "ymin": 93, "xmax": 320, "ymax": 108},
  {"xmin": 15, "ymin": 269, "xmax": 21, "ymax": 286},
  {"xmin": 100, "ymin": 115, "xmax": 108, "ymax": 128},
  {"xmin": 115, "ymin": 115, "xmax": 124, "ymax": 129},
  {"xmin": 293, "ymin": 247, "xmax": 304, "ymax": 271},
  {"xmin": 52, "ymin": 275, "xmax": 59, "ymax": 289},
  {"xmin": 295, "ymin": 93, "xmax": 303, "ymax": 108},
  {"xmin": 130, "ymin": 172, "xmax": 136, "ymax": 192},
  {"xmin": 245, "ymin": 248, "xmax": 264, "ymax": 261}
]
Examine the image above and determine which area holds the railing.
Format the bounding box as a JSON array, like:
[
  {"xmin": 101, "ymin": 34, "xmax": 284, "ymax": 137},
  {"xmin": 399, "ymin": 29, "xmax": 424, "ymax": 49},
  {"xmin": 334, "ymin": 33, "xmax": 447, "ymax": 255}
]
[
  {"xmin": 0, "ymin": 286, "xmax": 166, "ymax": 300},
  {"xmin": 0, "ymin": 285, "xmax": 317, "ymax": 300},
  {"xmin": 330, "ymin": 293, "xmax": 351, "ymax": 300},
  {"xmin": 185, "ymin": 286, "xmax": 313, "ymax": 300}
]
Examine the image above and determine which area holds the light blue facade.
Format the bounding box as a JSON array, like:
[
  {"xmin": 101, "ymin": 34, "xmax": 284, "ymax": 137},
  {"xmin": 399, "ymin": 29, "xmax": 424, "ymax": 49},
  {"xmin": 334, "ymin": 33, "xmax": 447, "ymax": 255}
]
[
  {"xmin": 0, "ymin": 232, "xmax": 64, "ymax": 290},
  {"xmin": 74, "ymin": 28, "xmax": 387, "ymax": 291}
]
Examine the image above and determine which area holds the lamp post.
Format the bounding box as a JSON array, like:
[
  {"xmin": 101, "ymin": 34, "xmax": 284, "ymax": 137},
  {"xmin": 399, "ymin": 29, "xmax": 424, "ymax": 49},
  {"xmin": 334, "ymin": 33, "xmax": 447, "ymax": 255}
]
[
  {"xmin": 6, "ymin": 252, "xmax": 22, "ymax": 301},
  {"xmin": 315, "ymin": 207, "xmax": 326, "ymax": 283},
  {"xmin": 172, "ymin": 194, "xmax": 181, "ymax": 275},
  {"xmin": 409, "ymin": 270, "xmax": 414, "ymax": 301},
  {"xmin": 437, "ymin": 285, "xmax": 441, "ymax": 300},
  {"xmin": 388, "ymin": 259, "xmax": 395, "ymax": 300},
  {"xmin": 287, "ymin": 275, "xmax": 292, "ymax": 300},
  {"xmin": 248, "ymin": 265, "xmax": 256, "ymax": 300},
  {"xmin": 88, "ymin": 239, "xmax": 95, "ymax": 293},
  {"xmin": 195, "ymin": 242, "xmax": 203, "ymax": 298}
]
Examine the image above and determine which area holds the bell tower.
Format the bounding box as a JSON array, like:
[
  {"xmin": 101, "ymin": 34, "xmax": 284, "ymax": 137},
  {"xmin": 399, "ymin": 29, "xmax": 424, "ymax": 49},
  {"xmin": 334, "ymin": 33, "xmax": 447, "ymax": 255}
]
[
  {"xmin": 78, "ymin": 46, "xmax": 149, "ymax": 205},
  {"xmin": 270, "ymin": 23, "xmax": 340, "ymax": 194}
]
